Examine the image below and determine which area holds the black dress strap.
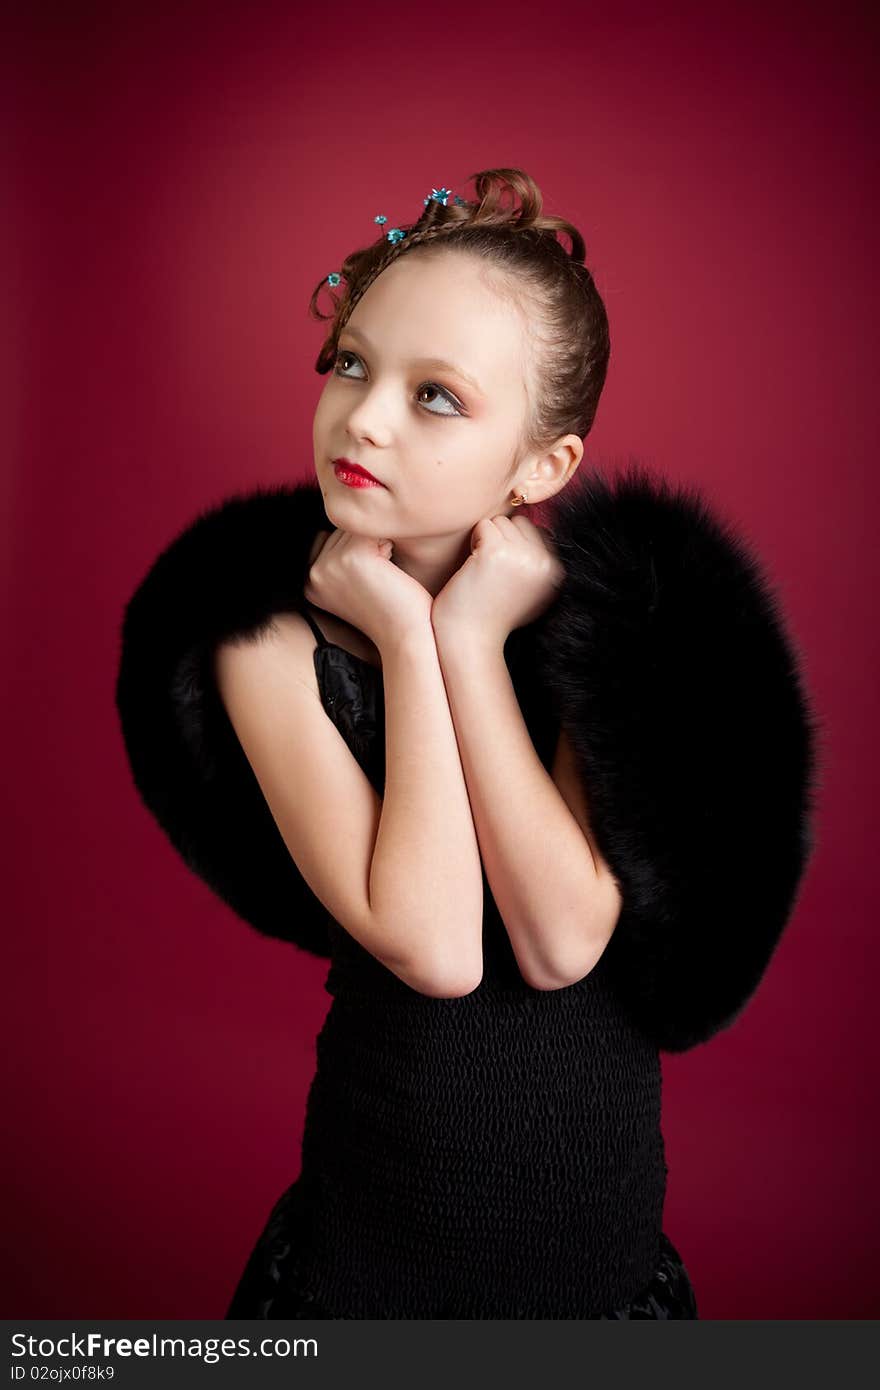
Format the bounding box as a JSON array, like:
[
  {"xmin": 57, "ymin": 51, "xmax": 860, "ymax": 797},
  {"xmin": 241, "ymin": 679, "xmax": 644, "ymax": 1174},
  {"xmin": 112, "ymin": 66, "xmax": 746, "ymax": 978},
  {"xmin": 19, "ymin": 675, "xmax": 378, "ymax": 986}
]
[{"xmin": 300, "ymin": 604, "xmax": 329, "ymax": 647}]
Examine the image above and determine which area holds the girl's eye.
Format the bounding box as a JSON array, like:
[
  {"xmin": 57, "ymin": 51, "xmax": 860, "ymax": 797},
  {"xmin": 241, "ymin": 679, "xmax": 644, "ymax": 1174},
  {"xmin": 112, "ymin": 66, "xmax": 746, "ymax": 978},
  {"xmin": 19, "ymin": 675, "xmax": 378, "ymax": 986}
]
[
  {"xmin": 334, "ymin": 349, "xmax": 364, "ymax": 379},
  {"xmin": 333, "ymin": 349, "xmax": 463, "ymax": 418}
]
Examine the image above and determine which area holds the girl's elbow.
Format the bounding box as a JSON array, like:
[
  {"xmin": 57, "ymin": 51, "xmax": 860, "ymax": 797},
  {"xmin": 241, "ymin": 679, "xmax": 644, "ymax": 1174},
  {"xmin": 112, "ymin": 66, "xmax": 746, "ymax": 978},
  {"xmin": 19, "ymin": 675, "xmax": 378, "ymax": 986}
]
[
  {"xmin": 403, "ymin": 962, "xmax": 483, "ymax": 999},
  {"xmin": 404, "ymin": 941, "xmax": 484, "ymax": 999},
  {"xmin": 523, "ymin": 881, "xmax": 623, "ymax": 992}
]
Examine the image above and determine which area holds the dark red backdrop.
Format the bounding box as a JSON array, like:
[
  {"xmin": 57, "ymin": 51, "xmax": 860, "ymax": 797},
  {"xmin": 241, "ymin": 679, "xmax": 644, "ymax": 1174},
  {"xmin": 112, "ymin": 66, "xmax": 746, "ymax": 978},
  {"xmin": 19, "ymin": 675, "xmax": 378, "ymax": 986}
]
[{"xmin": 5, "ymin": 0, "xmax": 877, "ymax": 1318}]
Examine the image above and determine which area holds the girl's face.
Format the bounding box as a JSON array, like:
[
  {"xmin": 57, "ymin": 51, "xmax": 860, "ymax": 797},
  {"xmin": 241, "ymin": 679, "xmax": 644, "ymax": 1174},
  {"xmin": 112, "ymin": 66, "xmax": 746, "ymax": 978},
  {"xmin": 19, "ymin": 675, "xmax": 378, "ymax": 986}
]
[{"xmin": 312, "ymin": 251, "xmax": 569, "ymax": 543}]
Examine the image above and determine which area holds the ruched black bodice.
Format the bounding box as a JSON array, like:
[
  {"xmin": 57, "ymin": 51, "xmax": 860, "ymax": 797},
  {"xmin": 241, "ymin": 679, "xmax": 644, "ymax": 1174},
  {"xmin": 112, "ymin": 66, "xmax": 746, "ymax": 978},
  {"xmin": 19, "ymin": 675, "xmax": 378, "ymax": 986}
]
[{"xmin": 225, "ymin": 610, "xmax": 698, "ymax": 1319}]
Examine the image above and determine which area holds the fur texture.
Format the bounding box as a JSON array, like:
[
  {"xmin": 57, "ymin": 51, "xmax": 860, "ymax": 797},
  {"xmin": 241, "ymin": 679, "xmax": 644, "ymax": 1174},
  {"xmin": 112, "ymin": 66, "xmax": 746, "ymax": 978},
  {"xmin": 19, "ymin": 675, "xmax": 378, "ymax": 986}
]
[
  {"xmin": 115, "ymin": 479, "xmax": 335, "ymax": 957},
  {"xmin": 115, "ymin": 465, "xmax": 821, "ymax": 1050},
  {"xmin": 535, "ymin": 462, "xmax": 822, "ymax": 1050}
]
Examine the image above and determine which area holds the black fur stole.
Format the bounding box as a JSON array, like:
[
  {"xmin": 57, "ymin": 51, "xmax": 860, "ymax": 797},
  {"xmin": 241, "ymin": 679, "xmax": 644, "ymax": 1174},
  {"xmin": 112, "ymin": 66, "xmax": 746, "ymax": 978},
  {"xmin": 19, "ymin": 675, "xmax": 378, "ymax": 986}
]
[
  {"xmin": 114, "ymin": 465, "xmax": 821, "ymax": 1051},
  {"xmin": 535, "ymin": 463, "xmax": 821, "ymax": 1049}
]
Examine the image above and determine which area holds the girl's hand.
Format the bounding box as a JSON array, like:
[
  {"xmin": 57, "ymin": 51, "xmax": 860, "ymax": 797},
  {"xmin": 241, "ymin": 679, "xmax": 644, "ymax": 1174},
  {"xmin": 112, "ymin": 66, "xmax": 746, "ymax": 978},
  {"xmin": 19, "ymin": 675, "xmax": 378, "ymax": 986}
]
[
  {"xmin": 304, "ymin": 529, "xmax": 432, "ymax": 649},
  {"xmin": 431, "ymin": 513, "xmax": 565, "ymax": 646}
]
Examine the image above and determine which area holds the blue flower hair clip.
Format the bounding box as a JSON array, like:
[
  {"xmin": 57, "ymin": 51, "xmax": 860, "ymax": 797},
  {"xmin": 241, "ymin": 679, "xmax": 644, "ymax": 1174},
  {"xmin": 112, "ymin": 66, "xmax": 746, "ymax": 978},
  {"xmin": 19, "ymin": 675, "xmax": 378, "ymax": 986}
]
[
  {"xmin": 325, "ymin": 185, "xmax": 467, "ymax": 288},
  {"xmin": 374, "ymin": 212, "xmax": 405, "ymax": 245}
]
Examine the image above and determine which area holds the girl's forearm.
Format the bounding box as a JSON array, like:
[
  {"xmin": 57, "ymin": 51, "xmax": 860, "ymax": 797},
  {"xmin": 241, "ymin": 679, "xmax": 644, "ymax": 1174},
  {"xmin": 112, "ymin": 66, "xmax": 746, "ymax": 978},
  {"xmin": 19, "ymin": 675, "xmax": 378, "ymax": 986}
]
[
  {"xmin": 370, "ymin": 621, "xmax": 484, "ymax": 995},
  {"xmin": 433, "ymin": 625, "xmax": 619, "ymax": 991}
]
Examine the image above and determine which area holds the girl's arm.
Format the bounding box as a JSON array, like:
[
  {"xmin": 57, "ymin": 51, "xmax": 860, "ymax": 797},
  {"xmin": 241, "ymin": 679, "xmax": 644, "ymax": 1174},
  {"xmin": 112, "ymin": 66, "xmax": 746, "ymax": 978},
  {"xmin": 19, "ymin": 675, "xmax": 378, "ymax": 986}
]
[
  {"xmin": 114, "ymin": 482, "xmax": 486, "ymax": 984},
  {"xmin": 370, "ymin": 618, "xmax": 485, "ymax": 991},
  {"xmin": 531, "ymin": 464, "xmax": 822, "ymax": 1051},
  {"xmin": 433, "ymin": 627, "xmax": 621, "ymax": 991},
  {"xmin": 214, "ymin": 612, "xmax": 484, "ymax": 997}
]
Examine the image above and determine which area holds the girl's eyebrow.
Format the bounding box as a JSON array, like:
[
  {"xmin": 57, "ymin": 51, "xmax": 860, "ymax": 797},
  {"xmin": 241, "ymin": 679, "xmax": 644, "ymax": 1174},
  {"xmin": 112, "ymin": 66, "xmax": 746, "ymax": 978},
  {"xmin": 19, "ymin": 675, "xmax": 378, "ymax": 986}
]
[{"xmin": 339, "ymin": 323, "xmax": 485, "ymax": 397}]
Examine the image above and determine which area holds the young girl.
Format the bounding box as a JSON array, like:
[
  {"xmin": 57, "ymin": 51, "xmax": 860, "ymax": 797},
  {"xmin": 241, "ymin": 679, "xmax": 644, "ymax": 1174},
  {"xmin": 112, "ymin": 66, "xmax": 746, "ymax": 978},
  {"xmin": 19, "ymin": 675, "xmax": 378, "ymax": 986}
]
[{"xmin": 115, "ymin": 168, "xmax": 820, "ymax": 1318}]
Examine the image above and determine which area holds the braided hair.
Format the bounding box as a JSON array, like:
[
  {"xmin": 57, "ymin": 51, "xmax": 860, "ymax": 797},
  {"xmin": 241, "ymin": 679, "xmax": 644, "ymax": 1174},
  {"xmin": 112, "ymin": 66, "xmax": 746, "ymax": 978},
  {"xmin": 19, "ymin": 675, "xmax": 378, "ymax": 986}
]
[{"xmin": 308, "ymin": 168, "xmax": 611, "ymax": 463}]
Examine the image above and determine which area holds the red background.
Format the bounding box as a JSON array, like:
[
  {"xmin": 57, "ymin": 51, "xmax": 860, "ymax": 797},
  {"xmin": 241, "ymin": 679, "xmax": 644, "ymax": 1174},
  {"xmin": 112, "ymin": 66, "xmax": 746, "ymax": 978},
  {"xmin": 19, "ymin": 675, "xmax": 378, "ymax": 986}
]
[{"xmin": 5, "ymin": 0, "xmax": 877, "ymax": 1318}]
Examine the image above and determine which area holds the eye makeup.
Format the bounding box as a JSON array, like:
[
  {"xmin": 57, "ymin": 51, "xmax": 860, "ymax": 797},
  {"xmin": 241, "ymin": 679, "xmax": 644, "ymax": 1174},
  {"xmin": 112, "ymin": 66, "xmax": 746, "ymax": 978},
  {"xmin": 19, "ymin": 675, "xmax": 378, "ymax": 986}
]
[{"xmin": 333, "ymin": 347, "xmax": 466, "ymax": 418}]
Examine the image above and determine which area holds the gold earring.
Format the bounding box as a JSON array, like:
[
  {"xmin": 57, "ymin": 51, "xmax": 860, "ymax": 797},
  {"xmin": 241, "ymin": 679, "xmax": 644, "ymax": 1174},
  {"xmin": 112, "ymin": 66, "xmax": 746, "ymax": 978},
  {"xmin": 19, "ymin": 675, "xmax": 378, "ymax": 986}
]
[{"xmin": 510, "ymin": 489, "xmax": 529, "ymax": 507}]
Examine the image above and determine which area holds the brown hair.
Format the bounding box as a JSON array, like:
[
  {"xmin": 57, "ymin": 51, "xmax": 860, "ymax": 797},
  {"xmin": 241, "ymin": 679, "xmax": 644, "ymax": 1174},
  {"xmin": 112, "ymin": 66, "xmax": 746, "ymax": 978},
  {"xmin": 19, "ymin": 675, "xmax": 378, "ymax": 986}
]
[{"xmin": 307, "ymin": 168, "xmax": 611, "ymax": 467}]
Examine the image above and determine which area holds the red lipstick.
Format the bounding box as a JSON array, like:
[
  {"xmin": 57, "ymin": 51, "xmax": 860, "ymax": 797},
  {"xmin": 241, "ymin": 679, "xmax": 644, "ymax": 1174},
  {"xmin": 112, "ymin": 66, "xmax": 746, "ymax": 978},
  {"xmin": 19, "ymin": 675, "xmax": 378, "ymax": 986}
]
[{"xmin": 332, "ymin": 457, "xmax": 386, "ymax": 488}]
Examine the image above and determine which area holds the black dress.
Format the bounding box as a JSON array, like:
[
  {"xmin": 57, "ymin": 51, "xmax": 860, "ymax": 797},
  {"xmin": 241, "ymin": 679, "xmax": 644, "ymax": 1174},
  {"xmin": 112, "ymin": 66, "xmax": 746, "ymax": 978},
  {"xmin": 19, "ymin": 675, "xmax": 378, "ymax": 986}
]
[{"xmin": 224, "ymin": 606, "xmax": 698, "ymax": 1320}]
